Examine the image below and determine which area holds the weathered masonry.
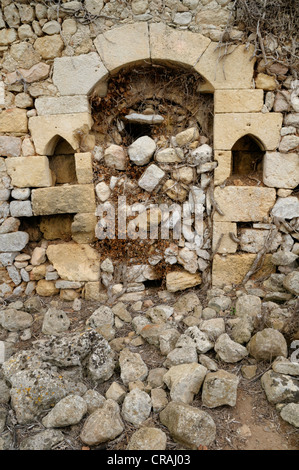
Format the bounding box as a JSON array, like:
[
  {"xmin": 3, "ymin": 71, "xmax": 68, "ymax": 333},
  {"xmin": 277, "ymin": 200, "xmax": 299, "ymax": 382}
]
[{"xmin": 0, "ymin": 21, "xmax": 298, "ymax": 300}]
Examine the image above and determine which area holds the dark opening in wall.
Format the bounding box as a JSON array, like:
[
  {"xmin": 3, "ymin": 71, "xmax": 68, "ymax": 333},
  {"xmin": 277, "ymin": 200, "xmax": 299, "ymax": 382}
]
[
  {"xmin": 19, "ymin": 214, "xmax": 74, "ymax": 242},
  {"xmin": 232, "ymin": 135, "xmax": 265, "ymax": 178},
  {"xmin": 49, "ymin": 138, "xmax": 77, "ymax": 185},
  {"xmin": 124, "ymin": 122, "xmax": 153, "ymax": 141}
]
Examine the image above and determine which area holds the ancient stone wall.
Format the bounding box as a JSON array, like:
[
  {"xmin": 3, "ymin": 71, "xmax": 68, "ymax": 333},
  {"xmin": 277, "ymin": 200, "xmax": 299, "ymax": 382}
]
[{"xmin": 0, "ymin": 0, "xmax": 298, "ymax": 301}]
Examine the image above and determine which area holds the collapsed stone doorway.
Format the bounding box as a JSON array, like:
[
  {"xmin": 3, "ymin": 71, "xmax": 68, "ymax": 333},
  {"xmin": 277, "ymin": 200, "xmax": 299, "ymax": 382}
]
[{"xmin": 90, "ymin": 65, "xmax": 214, "ymax": 293}]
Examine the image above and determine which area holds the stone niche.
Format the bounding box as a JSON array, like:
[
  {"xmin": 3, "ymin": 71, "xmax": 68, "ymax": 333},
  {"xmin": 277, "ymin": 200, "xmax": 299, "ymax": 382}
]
[
  {"xmin": 0, "ymin": 22, "xmax": 294, "ymax": 300},
  {"xmin": 90, "ymin": 64, "xmax": 214, "ymax": 295}
]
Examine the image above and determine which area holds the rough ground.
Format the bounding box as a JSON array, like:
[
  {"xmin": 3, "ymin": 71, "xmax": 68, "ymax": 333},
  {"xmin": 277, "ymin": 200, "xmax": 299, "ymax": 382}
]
[{"xmin": 1, "ymin": 286, "xmax": 298, "ymax": 452}]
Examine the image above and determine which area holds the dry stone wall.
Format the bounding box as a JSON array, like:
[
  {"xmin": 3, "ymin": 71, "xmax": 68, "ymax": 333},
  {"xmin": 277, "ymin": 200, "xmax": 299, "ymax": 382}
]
[{"xmin": 0, "ymin": 0, "xmax": 298, "ymax": 301}]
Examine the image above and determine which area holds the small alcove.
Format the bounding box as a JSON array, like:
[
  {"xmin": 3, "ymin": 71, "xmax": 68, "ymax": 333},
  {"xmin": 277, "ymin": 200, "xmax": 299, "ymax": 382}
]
[
  {"xmin": 48, "ymin": 137, "xmax": 78, "ymax": 185},
  {"xmin": 232, "ymin": 135, "xmax": 265, "ymax": 180}
]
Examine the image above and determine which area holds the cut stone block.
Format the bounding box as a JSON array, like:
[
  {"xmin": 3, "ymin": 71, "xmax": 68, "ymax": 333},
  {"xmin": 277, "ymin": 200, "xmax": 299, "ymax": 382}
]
[
  {"xmin": 149, "ymin": 23, "xmax": 210, "ymax": 68},
  {"xmin": 214, "ymin": 113, "xmax": 283, "ymax": 151},
  {"xmin": 0, "ymin": 108, "xmax": 28, "ymax": 133},
  {"xmin": 35, "ymin": 96, "xmax": 90, "ymax": 115},
  {"xmin": 213, "ymin": 150, "xmax": 231, "ymax": 186},
  {"xmin": 32, "ymin": 184, "xmax": 96, "ymax": 215},
  {"xmin": 212, "ymin": 253, "xmax": 275, "ymax": 287},
  {"xmin": 212, "ymin": 221, "xmax": 237, "ymax": 254},
  {"xmin": 75, "ymin": 152, "xmax": 93, "ymax": 184},
  {"xmin": 166, "ymin": 271, "xmax": 201, "ymax": 292},
  {"xmin": 214, "ymin": 186, "xmax": 276, "ymax": 222},
  {"xmin": 46, "ymin": 243, "xmax": 100, "ymax": 282},
  {"xmin": 214, "ymin": 89, "xmax": 264, "ymax": 113},
  {"xmin": 94, "ymin": 23, "xmax": 150, "ymax": 73},
  {"xmin": 52, "ymin": 52, "xmax": 108, "ymax": 96},
  {"xmin": 28, "ymin": 113, "xmax": 93, "ymax": 155},
  {"xmin": 263, "ymin": 152, "xmax": 299, "ymax": 189},
  {"xmin": 6, "ymin": 156, "xmax": 53, "ymax": 188},
  {"xmin": 195, "ymin": 43, "xmax": 255, "ymax": 92}
]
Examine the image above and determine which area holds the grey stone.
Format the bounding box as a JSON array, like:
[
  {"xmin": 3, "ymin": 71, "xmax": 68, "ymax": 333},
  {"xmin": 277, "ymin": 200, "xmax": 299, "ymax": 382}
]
[
  {"xmin": 261, "ymin": 371, "xmax": 299, "ymax": 404},
  {"xmin": 230, "ymin": 315, "xmax": 254, "ymax": 344},
  {"xmin": 0, "ymin": 250, "xmax": 19, "ymax": 265},
  {"xmin": 185, "ymin": 326, "xmax": 214, "ymax": 353},
  {"xmin": 42, "ymin": 307, "xmax": 71, "ymax": 335},
  {"xmin": 208, "ymin": 295, "xmax": 231, "ymax": 313},
  {"xmin": 80, "ymin": 399, "xmax": 124, "ymax": 446},
  {"xmin": 122, "ymin": 389, "xmax": 151, "ymax": 425},
  {"xmin": 280, "ymin": 403, "xmax": 299, "ymax": 428},
  {"xmin": 283, "ymin": 271, "xmax": 299, "ymax": 295},
  {"xmin": 11, "ymin": 188, "xmax": 31, "ymax": 200},
  {"xmin": 0, "ymin": 136, "xmax": 21, "ymax": 157},
  {"xmin": 0, "ymin": 308, "xmax": 33, "ymax": 332},
  {"xmin": 198, "ymin": 354, "xmax": 218, "ymax": 371},
  {"xmin": 214, "ymin": 333, "xmax": 248, "ymax": 363},
  {"xmin": 279, "ymin": 135, "xmax": 299, "ymax": 152},
  {"xmin": 86, "ymin": 306, "xmax": 114, "ymax": 329},
  {"xmin": 0, "ymin": 379, "xmax": 10, "ymax": 404},
  {"xmin": 10, "ymin": 201, "xmax": 32, "ymax": 218},
  {"xmin": 235, "ymin": 294, "xmax": 262, "ymax": 318},
  {"xmin": 174, "ymin": 12, "xmax": 192, "ymax": 25},
  {"xmin": 163, "ymin": 363, "xmax": 207, "ymax": 404},
  {"xmin": 202, "ymin": 370, "xmax": 239, "ymax": 408},
  {"xmin": 19, "ymin": 430, "xmax": 64, "ymax": 451},
  {"xmin": 271, "ymin": 251, "xmax": 298, "ymax": 266},
  {"xmin": 272, "ymin": 360, "xmax": 299, "ymax": 376},
  {"xmin": 7, "ymin": 265, "xmax": 21, "ymax": 285},
  {"xmin": 42, "ymin": 20, "xmax": 61, "ymax": 35},
  {"xmin": 159, "ymin": 402, "xmax": 216, "ymax": 449},
  {"xmin": 272, "ymin": 197, "xmax": 299, "ymax": 219},
  {"xmin": 42, "ymin": 394, "xmax": 87, "ymax": 428},
  {"xmin": 119, "ymin": 348, "xmax": 148, "ymax": 386},
  {"xmin": 199, "ymin": 318, "xmax": 225, "ymax": 341},
  {"xmin": 138, "ymin": 164, "xmax": 165, "ymax": 192},
  {"xmin": 248, "ymin": 328, "xmax": 288, "ymax": 361},
  {"xmin": 7, "ymin": 368, "xmax": 69, "ymax": 424},
  {"xmin": 127, "ymin": 427, "xmax": 167, "ymax": 450},
  {"xmin": 125, "ymin": 113, "xmax": 164, "ymax": 124},
  {"xmin": 159, "ymin": 328, "xmax": 181, "ymax": 356},
  {"xmin": 128, "ymin": 136, "xmax": 156, "ymax": 166}
]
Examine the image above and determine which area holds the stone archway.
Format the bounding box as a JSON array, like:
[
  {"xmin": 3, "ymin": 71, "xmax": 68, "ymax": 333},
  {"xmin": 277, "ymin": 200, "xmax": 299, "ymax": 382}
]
[{"xmin": 2, "ymin": 22, "xmax": 285, "ymax": 297}]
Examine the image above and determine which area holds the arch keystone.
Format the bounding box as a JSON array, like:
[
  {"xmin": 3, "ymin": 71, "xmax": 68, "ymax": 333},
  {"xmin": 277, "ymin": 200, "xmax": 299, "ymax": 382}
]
[
  {"xmin": 94, "ymin": 23, "xmax": 150, "ymax": 74},
  {"xmin": 149, "ymin": 23, "xmax": 211, "ymax": 70}
]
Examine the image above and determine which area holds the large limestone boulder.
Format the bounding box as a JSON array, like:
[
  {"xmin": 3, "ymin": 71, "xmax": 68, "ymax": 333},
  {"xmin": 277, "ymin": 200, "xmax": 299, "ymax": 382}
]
[
  {"xmin": 119, "ymin": 348, "xmax": 148, "ymax": 386},
  {"xmin": 202, "ymin": 370, "xmax": 239, "ymax": 408},
  {"xmin": 46, "ymin": 243, "xmax": 100, "ymax": 282},
  {"xmin": 261, "ymin": 371, "xmax": 299, "ymax": 404},
  {"xmin": 163, "ymin": 363, "xmax": 207, "ymax": 404},
  {"xmin": 80, "ymin": 399, "xmax": 124, "ymax": 446},
  {"xmin": 159, "ymin": 402, "xmax": 216, "ymax": 449},
  {"xmin": 166, "ymin": 271, "xmax": 201, "ymax": 292},
  {"xmin": 127, "ymin": 427, "xmax": 167, "ymax": 450},
  {"xmin": 247, "ymin": 328, "xmax": 288, "ymax": 361}
]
